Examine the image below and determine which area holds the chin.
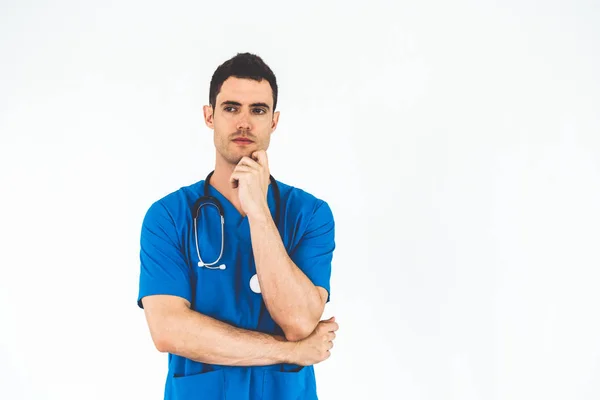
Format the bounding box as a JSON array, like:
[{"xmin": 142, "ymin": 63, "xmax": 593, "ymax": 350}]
[
  {"xmin": 236, "ymin": 149, "xmax": 255, "ymax": 159},
  {"xmin": 228, "ymin": 153, "xmax": 249, "ymax": 165},
  {"xmin": 220, "ymin": 147, "xmax": 256, "ymax": 165}
]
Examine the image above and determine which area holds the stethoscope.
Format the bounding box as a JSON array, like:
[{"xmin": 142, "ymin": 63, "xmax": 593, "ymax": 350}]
[{"xmin": 191, "ymin": 171, "xmax": 281, "ymax": 292}]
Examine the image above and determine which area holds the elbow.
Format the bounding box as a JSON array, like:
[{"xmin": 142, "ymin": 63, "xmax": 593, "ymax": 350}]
[
  {"xmin": 283, "ymin": 320, "xmax": 317, "ymax": 342},
  {"xmin": 142, "ymin": 298, "xmax": 189, "ymax": 354},
  {"xmin": 153, "ymin": 333, "xmax": 173, "ymax": 353},
  {"xmin": 281, "ymin": 306, "xmax": 324, "ymax": 342},
  {"xmin": 149, "ymin": 318, "xmax": 181, "ymax": 353}
]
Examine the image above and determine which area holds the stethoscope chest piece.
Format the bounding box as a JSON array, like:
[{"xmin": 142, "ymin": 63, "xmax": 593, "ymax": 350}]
[{"xmin": 249, "ymin": 274, "xmax": 261, "ymax": 294}]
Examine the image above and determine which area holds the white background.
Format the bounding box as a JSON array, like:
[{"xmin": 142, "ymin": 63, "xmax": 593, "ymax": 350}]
[{"xmin": 1, "ymin": 1, "xmax": 599, "ymax": 399}]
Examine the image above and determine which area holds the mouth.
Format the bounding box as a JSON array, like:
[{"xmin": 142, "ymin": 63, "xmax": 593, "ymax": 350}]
[{"xmin": 232, "ymin": 138, "xmax": 254, "ymax": 145}]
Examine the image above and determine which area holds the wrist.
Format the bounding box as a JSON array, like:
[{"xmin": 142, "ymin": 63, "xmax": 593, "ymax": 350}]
[
  {"xmin": 273, "ymin": 336, "xmax": 299, "ymax": 364},
  {"xmin": 247, "ymin": 202, "xmax": 272, "ymax": 223}
]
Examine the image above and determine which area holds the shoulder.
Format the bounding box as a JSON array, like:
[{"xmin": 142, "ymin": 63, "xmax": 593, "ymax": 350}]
[
  {"xmin": 143, "ymin": 181, "xmax": 203, "ymax": 225},
  {"xmin": 276, "ymin": 179, "xmax": 334, "ymax": 225}
]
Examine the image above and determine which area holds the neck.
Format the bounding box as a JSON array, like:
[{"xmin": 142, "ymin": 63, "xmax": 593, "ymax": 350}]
[{"xmin": 209, "ymin": 155, "xmax": 238, "ymax": 201}]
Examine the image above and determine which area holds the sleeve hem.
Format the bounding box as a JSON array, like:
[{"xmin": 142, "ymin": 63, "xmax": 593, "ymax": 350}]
[{"xmin": 137, "ymin": 291, "xmax": 193, "ymax": 309}]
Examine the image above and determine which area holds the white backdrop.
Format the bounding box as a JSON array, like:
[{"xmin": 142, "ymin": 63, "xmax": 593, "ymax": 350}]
[{"xmin": 1, "ymin": 1, "xmax": 599, "ymax": 399}]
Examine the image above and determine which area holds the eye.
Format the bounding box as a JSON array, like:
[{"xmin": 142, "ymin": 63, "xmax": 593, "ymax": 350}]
[
  {"xmin": 224, "ymin": 106, "xmax": 237, "ymax": 112},
  {"xmin": 252, "ymin": 108, "xmax": 267, "ymax": 115}
]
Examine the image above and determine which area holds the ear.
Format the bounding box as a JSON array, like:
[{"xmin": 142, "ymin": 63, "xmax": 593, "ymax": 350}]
[
  {"xmin": 203, "ymin": 105, "xmax": 214, "ymax": 129},
  {"xmin": 270, "ymin": 111, "xmax": 280, "ymax": 132}
]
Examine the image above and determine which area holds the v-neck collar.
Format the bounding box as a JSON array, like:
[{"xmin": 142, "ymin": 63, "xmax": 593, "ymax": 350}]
[{"xmin": 204, "ymin": 181, "xmax": 277, "ymax": 244}]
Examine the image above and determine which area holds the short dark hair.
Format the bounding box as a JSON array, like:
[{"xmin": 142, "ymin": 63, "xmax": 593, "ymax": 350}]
[{"xmin": 209, "ymin": 52, "xmax": 278, "ymax": 111}]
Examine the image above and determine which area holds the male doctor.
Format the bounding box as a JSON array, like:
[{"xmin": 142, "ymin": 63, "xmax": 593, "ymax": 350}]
[{"xmin": 137, "ymin": 52, "xmax": 338, "ymax": 399}]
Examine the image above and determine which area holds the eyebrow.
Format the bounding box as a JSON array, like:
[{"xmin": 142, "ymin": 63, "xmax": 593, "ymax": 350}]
[{"xmin": 220, "ymin": 100, "xmax": 271, "ymax": 110}]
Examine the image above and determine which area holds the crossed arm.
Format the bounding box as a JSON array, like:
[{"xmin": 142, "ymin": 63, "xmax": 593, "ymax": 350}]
[
  {"xmin": 140, "ymin": 202, "xmax": 332, "ymax": 366},
  {"xmin": 248, "ymin": 207, "xmax": 328, "ymax": 341},
  {"xmin": 142, "ymin": 295, "xmax": 297, "ymax": 366}
]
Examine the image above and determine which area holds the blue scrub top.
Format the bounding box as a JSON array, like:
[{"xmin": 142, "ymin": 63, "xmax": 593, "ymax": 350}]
[{"xmin": 137, "ymin": 178, "xmax": 335, "ymax": 400}]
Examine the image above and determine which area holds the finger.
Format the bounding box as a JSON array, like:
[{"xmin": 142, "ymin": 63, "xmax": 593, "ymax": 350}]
[
  {"xmin": 328, "ymin": 332, "xmax": 336, "ymax": 340},
  {"xmin": 229, "ymin": 170, "xmax": 254, "ymax": 182},
  {"xmin": 325, "ymin": 321, "xmax": 339, "ymax": 332},
  {"xmin": 237, "ymin": 156, "xmax": 260, "ymax": 169},
  {"xmin": 229, "ymin": 171, "xmax": 252, "ymax": 188},
  {"xmin": 252, "ymin": 150, "xmax": 268, "ymax": 167},
  {"xmin": 318, "ymin": 323, "xmax": 336, "ymax": 334},
  {"xmin": 328, "ymin": 341, "xmax": 334, "ymax": 350},
  {"xmin": 319, "ymin": 319, "xmax": 338, "ymax": 330},
  {"xmin": 232, "ymin": 165, "xmax": 253, "ymax": 173}
]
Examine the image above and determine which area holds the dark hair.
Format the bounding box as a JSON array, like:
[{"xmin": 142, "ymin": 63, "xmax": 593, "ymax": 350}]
[{"xmin": 209, "ymin": 52, "xmax": 278, "ymax": 111}]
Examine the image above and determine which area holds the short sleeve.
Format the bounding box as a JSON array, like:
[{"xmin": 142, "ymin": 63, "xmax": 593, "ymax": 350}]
[
  {"xmin": 137, "ymin": 201, "xmax": 192, "ymax": 308},
  {"xmin": 290, "ymin": 200, "xmax": 336, "ymax": 302}
]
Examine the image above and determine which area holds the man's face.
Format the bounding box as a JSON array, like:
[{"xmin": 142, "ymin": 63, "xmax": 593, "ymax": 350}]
[{"xmin": 203, "ymin": 77, "xmax": 279, "ymax": 166}]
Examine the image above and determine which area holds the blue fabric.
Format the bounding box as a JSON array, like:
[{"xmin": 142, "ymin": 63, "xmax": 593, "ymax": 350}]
[{"xmin": 138, "ymin": 179, "xmax": 335, "ymax": 400}]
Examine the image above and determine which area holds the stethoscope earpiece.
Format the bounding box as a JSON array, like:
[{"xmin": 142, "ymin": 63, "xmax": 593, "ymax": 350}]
[{"xmin": 197, "ymin": 262, "xmax": 226, "ymax": 270}]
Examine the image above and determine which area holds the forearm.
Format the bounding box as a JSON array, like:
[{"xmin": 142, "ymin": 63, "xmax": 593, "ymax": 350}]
[
  {"xmin": 248, "ymin": 209, "xmax": 324, "ymax": 340},
  {"xmin": 159, "ymin": 307, "xmax": 296, "ymax": 366}
]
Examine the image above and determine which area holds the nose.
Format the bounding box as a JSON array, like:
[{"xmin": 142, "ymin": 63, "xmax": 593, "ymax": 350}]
[{"xmin": 236, "ymin": 110, "xmax": 252, "ymax": 131}]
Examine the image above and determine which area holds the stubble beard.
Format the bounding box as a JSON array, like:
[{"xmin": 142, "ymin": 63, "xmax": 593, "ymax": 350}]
[{"xmin": 217, "ymin": 143, "xmax": 254, "ymax": 166}]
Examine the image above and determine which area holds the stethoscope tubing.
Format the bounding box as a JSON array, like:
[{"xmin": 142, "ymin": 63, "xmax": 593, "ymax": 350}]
[{"xmin": 191, "ymin": 171, "xmax": 281, "ymax": 269}]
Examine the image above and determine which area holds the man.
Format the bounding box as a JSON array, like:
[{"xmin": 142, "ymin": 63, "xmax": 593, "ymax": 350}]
[{"xmin": 137, "ymin": 52, "xmax": 338, "ymax": 399}]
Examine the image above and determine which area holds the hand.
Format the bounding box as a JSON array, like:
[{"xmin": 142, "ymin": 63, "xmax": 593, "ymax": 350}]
[
  {"xmin": 229, "ymin": 150, "xmax": 271, "ymax": 219},
  {"xmin": 289, "ymin": 317, "xmax": 338, "ymax": 366}
]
